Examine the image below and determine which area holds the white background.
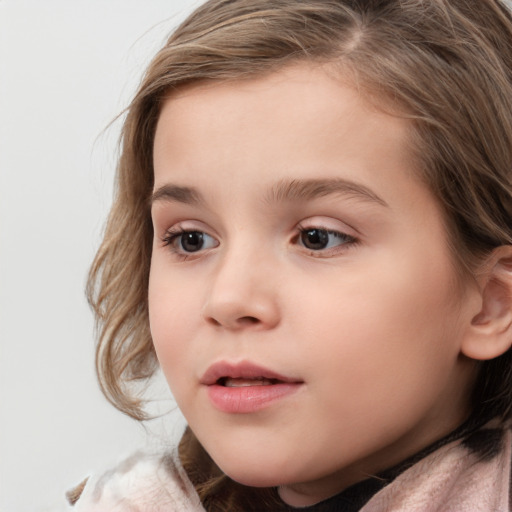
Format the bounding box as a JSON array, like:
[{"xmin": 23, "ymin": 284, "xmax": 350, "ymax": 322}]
[{"xmin": 0, "ymin": 2, "xmax": 198, "ymax": 510}]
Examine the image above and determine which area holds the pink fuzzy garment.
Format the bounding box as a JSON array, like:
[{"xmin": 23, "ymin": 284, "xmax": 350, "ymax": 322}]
[{"xmin": 68, "ymin": 428, "xmax": 511, "ymax": 511}]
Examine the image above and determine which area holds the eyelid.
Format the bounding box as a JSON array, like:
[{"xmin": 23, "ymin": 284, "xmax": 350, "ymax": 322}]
[
  {"xmin": 296, "ymin": 216, "xmax": 358, "ymax": 237},
  {"xmin": 160, "ymin": 221, "xmax": 220, "ymax": 259},
  {"xmin": 158, "ymin": 219, "xmax": 216, "ymax": 239},
  {"xmin": 293, "ymin": 217, "xmax": 360, "ymax": 256}
]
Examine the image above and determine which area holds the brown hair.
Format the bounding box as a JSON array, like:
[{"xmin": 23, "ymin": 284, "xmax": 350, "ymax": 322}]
[{"xmin": 87, "ymin": 0, "xmax": 512, "ymax": 508}]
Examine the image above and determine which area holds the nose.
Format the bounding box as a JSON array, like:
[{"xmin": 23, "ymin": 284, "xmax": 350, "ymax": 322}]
[{"xmin": 202, "ymin": 248, "xmax": 281, "ymax": 331}]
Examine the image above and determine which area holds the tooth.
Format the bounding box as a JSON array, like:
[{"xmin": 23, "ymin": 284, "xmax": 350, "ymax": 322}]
[{"xmin": 224, "ymin": 378, "xmax": 274, "ymax": 387}]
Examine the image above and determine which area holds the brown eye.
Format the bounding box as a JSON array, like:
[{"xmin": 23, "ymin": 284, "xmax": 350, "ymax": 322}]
[
  {"xmin": 301, "ymin": 229, "xmax": 329, "ymax": 250},
  {"xmin": 180, "ymin": 231, "xmax": 204, "ymax": 252},
  {"xmin": 298, "ymin": 228, "xmax": 355, "ymax": 251},
  {"xmin": 162, "ymin": 229, "xmax": 218, "ymax": 254}
]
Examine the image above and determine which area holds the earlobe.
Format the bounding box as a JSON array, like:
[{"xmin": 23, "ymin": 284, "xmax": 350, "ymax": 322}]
[{"xmin": 461, "ymin": 246, "xmax": 512, "ymax": 361}]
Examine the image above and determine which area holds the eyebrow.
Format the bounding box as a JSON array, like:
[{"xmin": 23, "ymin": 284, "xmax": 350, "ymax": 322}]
[
  {"xmin": 266, "ymin": 178, "xmax": 388, "ymax": 207},
  {"xmin": 150, "ymin": 178, "xmax": 388, "ymax": 208},
  {"xmin": 151, "ymin": 184, "xmax": 204, "ymax": 206}
]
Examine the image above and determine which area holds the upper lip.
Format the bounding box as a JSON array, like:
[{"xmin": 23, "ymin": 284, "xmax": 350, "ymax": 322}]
[{"xmin": 200, "ymin": 361, "xmax": 302, "ymax": 386}]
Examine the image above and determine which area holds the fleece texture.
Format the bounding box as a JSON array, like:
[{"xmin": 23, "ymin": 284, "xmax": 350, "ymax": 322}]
[{"xmin": 69, "ymin": 427, "xmax": 511, "ymax": 511}]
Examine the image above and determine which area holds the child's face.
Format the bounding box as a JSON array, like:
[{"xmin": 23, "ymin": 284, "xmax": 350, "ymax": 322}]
[{"xmin": 149, "ymin": 64, "xmax": 477, "ymax": 506}]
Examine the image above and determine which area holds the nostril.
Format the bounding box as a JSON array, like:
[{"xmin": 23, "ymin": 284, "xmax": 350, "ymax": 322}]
[
  {"xmin": 205, "ymin": 315, "xmax": 260, "ymax": 328},
  {"xmin": 238, "ymin": 316, "xmax": 259, "ymax": 325},
  {"xmin": 207, "ymin": 317, "xmax": 222, "ymax": 327}
]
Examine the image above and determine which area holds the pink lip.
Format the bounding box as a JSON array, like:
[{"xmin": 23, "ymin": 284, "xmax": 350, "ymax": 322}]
[
  {"xmin": 201, "ymin": 361, "xmax": 303, "ymax": 414},
  {"xmin": 200, "ymin": 361, "xmax": 298, "ymax": 385}
]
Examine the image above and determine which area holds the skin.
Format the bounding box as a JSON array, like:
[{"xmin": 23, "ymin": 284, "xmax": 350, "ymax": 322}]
[{"xmin": 148, "ymin": 63, "xmax": 479, "ymax": 507}]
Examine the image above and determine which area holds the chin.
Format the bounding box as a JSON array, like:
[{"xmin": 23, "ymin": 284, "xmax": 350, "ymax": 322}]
[
  {"xmin": 209, "ymin": 450, "xmax": 293, "ymax": 488},
  {"xmin": 222, "ymin": 467, "xmax": 284, "ymax": 488}
]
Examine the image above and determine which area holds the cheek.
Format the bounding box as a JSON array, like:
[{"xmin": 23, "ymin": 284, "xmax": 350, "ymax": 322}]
[
  {"xmin": 293, "ymin": 248, "xmax": 463, "ymax": 407},
  {"xmin": 148, "ymin": 264, "xmax": 201, "ymax": 387}
]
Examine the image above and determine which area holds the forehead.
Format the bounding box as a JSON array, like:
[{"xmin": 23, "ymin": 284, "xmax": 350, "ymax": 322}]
[{"xmin": 153, "ymin": 63, "xmax": 417, "ymax": 193}]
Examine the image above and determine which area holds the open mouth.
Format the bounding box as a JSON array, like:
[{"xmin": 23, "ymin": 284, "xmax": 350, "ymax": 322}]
[
  {"xmin": 217, "ymin": 377, "xmax": 283, "ymax": 387},
  {"xmin": 200, "ymin": 360, "xmax": 303, "ymax": 391},
  {"xmin": 206, "ymin": 370, "xmax": 303, "ymax": 413}
]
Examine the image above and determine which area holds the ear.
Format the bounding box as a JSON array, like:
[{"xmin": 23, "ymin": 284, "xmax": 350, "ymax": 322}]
[{"xmin": 462, "ymin": 245, "xmax": 512, "ymax": 361}]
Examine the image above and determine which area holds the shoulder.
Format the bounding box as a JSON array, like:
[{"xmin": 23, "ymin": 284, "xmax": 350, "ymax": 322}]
[
  {"xmin": 67, "ymin": 450, "xmax": 205, "ymax": 512},
  {"xmin": 363, "ymin": 424, "xmax": 512, "ymax": 512}
]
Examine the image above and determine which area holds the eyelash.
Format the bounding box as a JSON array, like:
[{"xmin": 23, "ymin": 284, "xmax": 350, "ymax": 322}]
[
  {"xmin": 161, "ymin": 227, "xmax": 218, "ymax": 261},
  {"xmin": 294, "ymin": 224, "xmax": 358, "ymax": 256},
  {"xmin": 161, "ymin": 225, "xmax": 358, "ymax": 260}
]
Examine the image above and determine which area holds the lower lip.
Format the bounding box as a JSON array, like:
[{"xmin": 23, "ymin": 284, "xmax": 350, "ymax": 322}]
[{"xmin": 206, "ymin": 382, "xmax": 301, "ymax": 413}]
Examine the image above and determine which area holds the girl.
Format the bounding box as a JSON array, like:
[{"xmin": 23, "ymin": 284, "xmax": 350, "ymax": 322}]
[{"xmin": 70, "ymin": 0, "xmax": 512, "ymax": 510}]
